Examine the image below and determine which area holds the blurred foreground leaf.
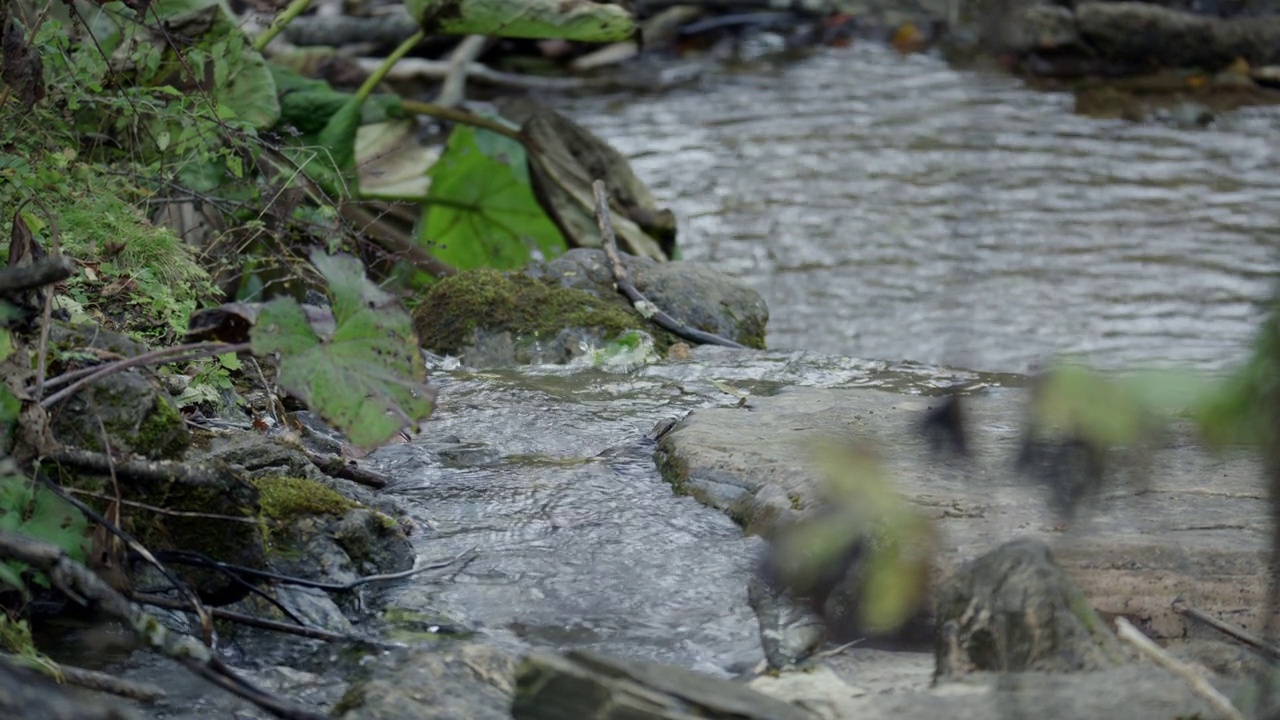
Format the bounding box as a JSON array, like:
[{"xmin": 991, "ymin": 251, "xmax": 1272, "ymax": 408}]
[
  {"xmin": 0, "ymin": 463, "xmax": 90, "ymax": 591},
  {"xmin": 769, "ymin": 444, "xmax": 935, "ymax": 636}
]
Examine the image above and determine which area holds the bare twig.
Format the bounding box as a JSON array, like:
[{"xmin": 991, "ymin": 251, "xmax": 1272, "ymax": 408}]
[
  {"xmin": 357, "ymin": 56, "xmax": 601, "ymax": 91},
  {"xmin": 0, "ymin": 653, "xmax": 167, "ymax": 702},
  {"xmin": 591, "ymin": 180, "xmax": 748, "ymax": 350},
  {"xmin": 63, "ymin": 488, "xmax": 260, "ymax": 524},
  {"xmin": 0, "ymin": 530, "xmax": 326, "ymax": 720},
  {"xmin": 1174, "ymin": 599, "xmax": 1280, "ymax": 661},
  {"xmin": 155, "ymin": 546, "xmax": 479, "ymax": 593},
  {"xmin": 436, "ymin": 35, "xmax": 488, "ymax": 108},
  {"xmin": 38, "ymin": 342, "xmax": 249, "ymax": 408},
  {"xmin": 132, "ymin": 594, "xmax": 396, "ymax": 648},
  {"xmin": 32, "ymin": 468, "xmax": 216, "ymax": 639},
  {"xmin": 399, "ymin": 99, "xmax": 526, "ymax": 143},
  {"xmin": 1114, "ymin": 617, "xmax": 1244, "ymax": 720}
]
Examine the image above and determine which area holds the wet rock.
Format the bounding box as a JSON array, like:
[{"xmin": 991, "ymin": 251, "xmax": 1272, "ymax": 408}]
[
  {"xmin": 413, "ymin": 268, "xmax": 647, "ymax": 366},
  {"xmin": 511, "ymin": 650, "xmax": 815, "ymax": 720},
  {"xmin": 48, "ymin": 450, "xmax": 265, "ymax": 603},
  {"xmin": 530, "ymin": 248, "xmax": 768, "ymax": 350},
  {"xmin": 333, "ymin": 643, "xmax": 516, "ymax": 720},
  {"xmin": 934, "ymin": 539, "xmax": 1128, "ymax": 677},
  {"xmin": 46, "ymin": 325, "xmax": 190, "ymax": 460},
  {"xmin": 0, "ymin": 658, "xmax": 135, "ymax": 720},
  {"xmin": 413, "ymin": 249, "xmax": 768, "ymax": 366},
  {"xmin": 751, "ymin": 664, "xmax": 1242, "ymax": 720}
]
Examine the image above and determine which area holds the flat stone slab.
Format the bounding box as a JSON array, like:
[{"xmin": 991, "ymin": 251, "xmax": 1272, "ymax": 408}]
[{"xmin": 656, "ymin": 386, "xmax": 1271, "ymax": 638}]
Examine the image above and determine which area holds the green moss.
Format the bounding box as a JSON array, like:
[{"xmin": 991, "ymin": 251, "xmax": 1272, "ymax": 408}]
[
  {"xmin": 129, "ymin": 395, "xmax": 190, "ymax": 459},
  {"xmin": 412, "ymin": 269, "xmax": 657, "ymax": 355},
  {"xmin": 253, "ymin": 476, "xmax": 355, "ymax": 520}
]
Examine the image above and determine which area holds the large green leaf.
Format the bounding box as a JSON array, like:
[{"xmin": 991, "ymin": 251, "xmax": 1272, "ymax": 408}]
[
  {"xmin": 0, "ymin": 466, "xmax": 91, "ymax": 591},
  {"xmin": 406, "ymin": 0, "xmax": 635, "ymax": 41},
  {"xmin": 249, "ymin": 251, "xmax": 436, "ymax": 449},
  {"xmin": 421, "ymin": 124, "xmax": 566, "ymax": 270}
]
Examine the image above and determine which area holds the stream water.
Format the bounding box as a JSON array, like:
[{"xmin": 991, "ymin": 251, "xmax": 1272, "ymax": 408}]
[
  {"xmin": 551, "ymin": 44, "xmax": 1280, "ymax": 374},
  {"xmin": 90, "ymin": 45, "xmax": 1280, "ymax": 717}
]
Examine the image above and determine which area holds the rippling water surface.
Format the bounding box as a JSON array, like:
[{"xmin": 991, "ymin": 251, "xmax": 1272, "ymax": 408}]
[{"xmin": 553, "ymin": 45, "xmax": 1280, "ymax": 373}]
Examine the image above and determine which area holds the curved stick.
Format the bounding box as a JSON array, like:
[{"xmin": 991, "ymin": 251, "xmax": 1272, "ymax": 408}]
[{"xmin": 591, "ymin": 180, "xmax": 747, "ymax": 350}]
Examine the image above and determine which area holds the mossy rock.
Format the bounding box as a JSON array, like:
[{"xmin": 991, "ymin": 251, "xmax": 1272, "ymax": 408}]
[
  {"xmin": 48, "ymin": 369, "xmax": 189, "ymax": 460},
  {"xmin": 413, "ymin": 268, "xmax": 653, "ymax": 365}
]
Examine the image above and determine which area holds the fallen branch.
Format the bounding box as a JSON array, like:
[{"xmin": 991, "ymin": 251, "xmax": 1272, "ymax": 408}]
[
  {"xmin": 301, "ymin": 448, "xmax": 391, "ymax": 489},
  {"xmin": 0, "ymin": 530, "xmax": 327, "ymax": 720},
  {"xmin": 153, "ymin": 546, "xmax": 479, "ymax": 593},
  {"xmin": 1114, "ymin": 617, "xmax": 1244, "ymax": 720},
  {"xmin": 37, "ymin": 342, "xmax": 249, "ymax": 408},
  {"xmin": 133, "ymin": 594, "xmax": 395, "ymax": 648},
  {"xmin": 436, "ymin": 34, "xmax": 488, "ymax": 108},
  {"xmin": 591, "ymin": 179, "xmax": 747, "ymax": 350},
  {"xmin": 357, "ymin": 56, "xmax": 603, "ymax": 91},
  {"xmin": 0, "ymin": 654, "xmax": 166, "ymax": 702},
  {"xmin": 1174, "ymin": 598, "xmax": 1280, "ymax": 661}
]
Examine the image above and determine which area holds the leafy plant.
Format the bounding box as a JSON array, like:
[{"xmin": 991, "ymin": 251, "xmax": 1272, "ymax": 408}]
[
  {"xmin": 421, "ymin": 124, "xmax": 567, "ymax": 270},
  {"xmin": 0, "ymin": 464, "xmax": 91, "ymax": 592},
  {"xmin": 249, "ymin": 250, "xmax": 437, "ymax": 449},
  {"xmin": 405, "ymin": 0, "xmax": 635, "ymax": 41}
]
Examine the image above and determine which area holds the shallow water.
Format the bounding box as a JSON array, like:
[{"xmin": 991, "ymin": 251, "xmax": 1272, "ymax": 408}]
[
  {"xmin": 369, "ymin": 352, "xmax": 1006, "ymax": 675},
  {"xmin": 552, "ymin": 44, "xmax": 1280, "ymax": 373}
]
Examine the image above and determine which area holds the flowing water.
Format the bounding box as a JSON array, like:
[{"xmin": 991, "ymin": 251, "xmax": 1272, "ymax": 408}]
[
  {"xmin": 552, "ymin": 44, "xmax": 1280, "ymax": 374},
  {"xmin": 370, "ymin": 352, "xmax": 1002, "ymax": 676},
  {"xmin": 86, "ymin": 46, "xmax": 1280, "ymax": 715}
]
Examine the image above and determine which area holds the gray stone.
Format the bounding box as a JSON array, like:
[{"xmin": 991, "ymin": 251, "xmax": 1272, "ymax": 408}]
[
  {"xmin": 935, "ymin": 539, "xmax": 1129, "ymax": 677},
  {"xmin": 530, "ymin": 248, "xmax": 769, "ymax": 350},
  {"xmin": 333, "ymin": 643, "xmax": 516, "ymax": 720}
]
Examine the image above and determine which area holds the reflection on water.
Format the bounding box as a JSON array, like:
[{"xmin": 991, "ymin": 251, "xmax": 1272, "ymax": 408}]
[{"xmin": 552, "ymin": 45, "xmax": 1280, "ymax": 373}]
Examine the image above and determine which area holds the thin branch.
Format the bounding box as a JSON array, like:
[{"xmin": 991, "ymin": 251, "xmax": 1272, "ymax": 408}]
[
  {"xmin": 39, "ymin": 342, "xmax": 249, "ymax": 409},
  {"xmin": 1114, "ymin": 617, "xmax": 1244, "ymax": 720},
  {"xmin": 31, "ymin": 467, "xmax": 215, "ymax": 643},
  {"xmin": 436, "ymin": 35, "xmax": 488, "ymax": 108},
  {"xmin": 1174, "ymin": 599, "xmax": 1280, "ymax": 660},
  {"xmin": 358, "ymin": 56, "xmax": 601, "ymax": 92},
  {"xmin": 155, "ymin": 546, "xmax": 479, "ymax": 593},
  {"xmin": 400, "ymin": 99, "xmax": 526, "ymax": 143},
  {"xmin": 591, "ymin": 180, "xmax": 748, "ymax": 350},
  {"xmin": 0, "ymin": 653, "xmax": 166, "ymax": 701},
  {"xmin": 63, "ymin": 488, "xmax": 260, "ymax": 524},
  {"xmin": 354, "ymin": 29, "xmax": 426, "ymax": 102},
  {"xmin": 133, "ymin": 594, "xmax": 396, "ymax": 648},
  {"xmin": 0, "ymin": 530, "xmax": 327, "ymax": 720},
  {"xmin": 252, "ymin": 0, "xmax": 313, "ymax": 52}
]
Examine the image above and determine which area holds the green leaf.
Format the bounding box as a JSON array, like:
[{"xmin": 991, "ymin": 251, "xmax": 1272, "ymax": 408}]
[
  {"xmin": 0, "ymin": 468, "xmax": 91, "ymax": 590},
  {"xmin": 0, "ymin": 328, "xmax": 12, "ymax": 363},
  {"xmin": 406, "ymin": 0, "xmax": 635, "ymax": 42},
  {"xmin": 249, "ymin": 251, "xmax": 436, "ymax": 449},
  {"xmin": 421, "ymin": 124, "xmax": 566, "ymax": 270}
]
